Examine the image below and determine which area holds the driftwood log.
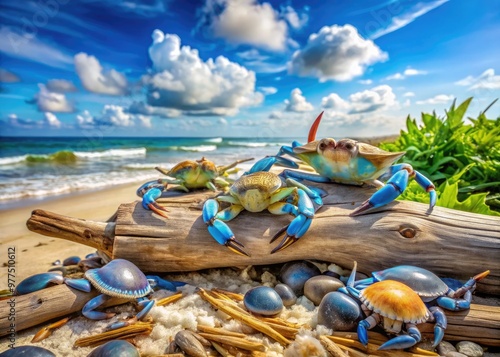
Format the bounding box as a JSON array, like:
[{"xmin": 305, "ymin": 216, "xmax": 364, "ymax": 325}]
[
  {"xmin": 26, "ymin": 182, "xmax": 500, "ymax": 295},
  {"xmin": 0, "ymin": 284, "xmax": 499, "ymax": 345},
  {"xmin": 0, "ymin": 284, "xmax": 129, "ymax": 337}
]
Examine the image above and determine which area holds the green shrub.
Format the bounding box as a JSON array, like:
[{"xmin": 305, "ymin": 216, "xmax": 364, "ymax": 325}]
[{"xmin": 380, "ymin": 98, "xmax": 500, "ymax": 216}]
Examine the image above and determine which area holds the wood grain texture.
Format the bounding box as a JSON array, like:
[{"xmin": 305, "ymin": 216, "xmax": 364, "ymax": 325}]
[
  {"xmin": 26, "ymin": 182, "xmax": 500, "ymax": 295},
  {"xmin": 0, "ymin": 285, "xmax": 99, "ymax": 336},
  {"xmin": 0, "ymin": 285, "xmax": 131, "ymax": 337}
]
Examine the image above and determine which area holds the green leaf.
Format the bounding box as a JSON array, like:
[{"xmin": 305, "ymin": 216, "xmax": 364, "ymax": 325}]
[{"xmin": 437, "ymin": 181, "xmax": 500, "ymax": 216}]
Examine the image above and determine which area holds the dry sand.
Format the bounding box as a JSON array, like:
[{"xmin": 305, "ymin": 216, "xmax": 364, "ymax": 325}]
[{"xmin": 0, "ymin": 182, "xmax": 142, "ymax": 285}]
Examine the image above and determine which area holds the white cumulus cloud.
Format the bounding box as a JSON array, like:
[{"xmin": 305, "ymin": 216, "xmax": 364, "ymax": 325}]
[
  {"xmin": 43, "ymin": 112, "xmax": 61, "ymax": 128},
  {"xmin": 348, "ymin": 85, "xmax": 396, "ymax": 114},
  {"xmin": 288, "ymin": 25, "xmax": 388, "ymax": 82},
  {"xmin": 33, "ymin": 84, "xmax": 75, "ymax": 113},
  {"xmin": 96, "ymin": 105, "xmax": 134, "ymax": 127},
  {"xmin": 321, "ymin": 93, "xmax": 350, "ymax": 111},
  {"xmin": 416, "ymin": 94, "xmax": 454, "ymax": 105},
  {"xmin": 386, "ymin": 67, "xmax": 427, "ymax": 80},
  {"xmin": 321, "ymin": 85, "xmax": 397, "ymax": 115},
  {"xmin": 74, "ymin": 53, "xmax": 128, "ymax": 95},
  {"xmin": 280, "ymin": 5, "xmax": 308, "ymax": 29},
  {"xmin": 142, "ymin": 30, "xmax": 263, "ymax": 116},
  {"xmin": 455, "ymin": 68, "xmax": 500, "ymax": 90},
  {"xmin": 259, "ymin": 86, "xmax": 278, "ymax": 95},
  {"xmin": 285, "ymin": 88, "xmax": 314, "ymax": 112},
  {"xmin": 77, "ymin": 106, "xmax": 151, "ymax": 128},
  {"xmin": 198, "ymin": 0, "xmax": 288, "ymax": 51},
  {"xmin": 76, "ymin": 110, "xmax": 95, "ymax": 128}
]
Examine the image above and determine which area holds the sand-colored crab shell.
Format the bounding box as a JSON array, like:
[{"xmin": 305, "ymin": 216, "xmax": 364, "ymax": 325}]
[{"xmin": 360, "ymin": 280, "xmax": 429, "ymax": 323}]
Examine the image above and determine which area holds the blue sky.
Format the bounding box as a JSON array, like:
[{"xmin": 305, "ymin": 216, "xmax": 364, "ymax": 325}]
[{"xmin": 0, "ymin": 0, "xmax": 499, "ymax": 137}]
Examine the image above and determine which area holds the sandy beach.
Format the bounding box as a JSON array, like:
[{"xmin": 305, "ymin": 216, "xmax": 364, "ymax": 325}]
[{"xmin": 0, "ymin": 182, "xmax": 143, "ymax": 285}]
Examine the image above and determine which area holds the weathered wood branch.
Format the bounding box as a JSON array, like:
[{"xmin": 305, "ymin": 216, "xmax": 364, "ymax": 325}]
[
  {"xmin": 0, "ymin": 285, "xmax": 128, "ymax": 337},
  {"xmin": 27, "ymin": 209, "xmax": 115, "ymax": 256},
  {"xmin": 26, "ymin": 183, "xmax": 500, "ymax": 295}
]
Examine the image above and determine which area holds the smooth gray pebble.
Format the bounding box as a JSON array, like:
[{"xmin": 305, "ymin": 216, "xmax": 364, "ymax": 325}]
[
  {"xmin": 274, "ymin": 283, "xmax": 297, "ymax": 307},
  {"xmin": 456, "ymin": 341, "xmax": 484, "ymax": 357},
  {"xmin": 303, "ymin": 275, "xmax": 345, "ymax": 305}
]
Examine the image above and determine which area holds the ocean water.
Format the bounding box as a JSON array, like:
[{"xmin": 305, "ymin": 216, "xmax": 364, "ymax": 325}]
[{"xmin": 0, "ymin": 137, "xmax": 298, "ymax": 210}]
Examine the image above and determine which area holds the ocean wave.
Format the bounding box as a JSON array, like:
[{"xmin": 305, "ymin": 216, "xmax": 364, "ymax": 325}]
[
  {"xmin": 0, "ymin": 170, "xmax": 158, "ymax": 202},
  {"xmin": 203, "ymin": 137, "xmax": 223, "ymax": 143},
  {"xmin": 0, "ymin": 155, "xmax": 28, "ymax": 165},
  {"xmin": 0, "ymin": 147, "xmax": 147, "ymax": 166},
  {"xmin": 75, "ymin": 147, "xmax": 147, "ymax": 159},
  {"xmin": 176, "ymin": 145, "xmax": 217, "ymax": 152}
]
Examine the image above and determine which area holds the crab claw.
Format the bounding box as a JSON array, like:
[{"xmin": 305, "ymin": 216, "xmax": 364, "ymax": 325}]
[
  {"xmin": 378, "ymin": 325, "xmax": 421, "ymax": 350},
  {"xmin": 142, "ymin": 187, "xmax": 169, "ymax": 218},
  {"xmin": 270, "ymin": 189, "xmax": 314, "ymax": 254},
  {"xmin": 136, "ymin": 180, "xmax": 164, "ymax": 197},
  {"xmin": 351, "ymin": 170, "xmax": 409, "ymax": 216},
  {"xmin": 202, "ymin": 199, "xmax": 250, "ymax": 256}
]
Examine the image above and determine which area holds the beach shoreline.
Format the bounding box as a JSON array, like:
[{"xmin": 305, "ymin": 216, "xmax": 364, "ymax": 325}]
[{"xmin": 0, "ymin": 181, "xmax": 144, "ymax": 285}]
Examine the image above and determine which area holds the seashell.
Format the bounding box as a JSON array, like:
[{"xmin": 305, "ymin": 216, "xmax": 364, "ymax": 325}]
[{"xmin": 174, "ymin": 330, "xmax": 208, "ymax": 357}]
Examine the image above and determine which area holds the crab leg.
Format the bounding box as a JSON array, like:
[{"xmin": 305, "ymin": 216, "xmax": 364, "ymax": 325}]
[
  {"xmin": 15, "ymin": 272, "xmax": 91, "ymax": 295},
  {"xmin": 428, "ymin": 306, "xmax": 447, "ymax": 347},
  {"xmin": 83, "ymin": 294, "xmax": 116, "ymax": 320},
  {"xmin": 108, "ymin": 297, "xmax": 155, "ymax": 330},
  {"xmin": 146, "ymin": 275, "xmax": 180, "ymax": 291},
  {"xmin": 269, "ymin": 188, "xmax": 315, "ymax": 254},
  {"xmin": 245, "ymin": 155, "xmax": 298, "ymax": 174},
  {"xmin": 280, "ymin": 169, "xmax": 333, "ymax": 184},
  {"xmin": 437, "ymin": 270, "xmax": 490, "ymax": 310},
  {"xmin": 202, "ymin": 199, "xmax": 250, "ymax": 256},
  {"xmin": 217, "ymin": 157, "xmax": 255, "ymax": 173},
  {"xmin": 352, "ymin": 163, "xmax": 437, "ymax": 216}
]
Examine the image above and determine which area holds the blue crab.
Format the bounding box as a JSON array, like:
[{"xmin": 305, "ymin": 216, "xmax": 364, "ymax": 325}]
[
  {"xmin": 202, "ymin": 159, "xmax": 324, "ymax": 256},
  {"xmin": 351, "ymin": 265, "xmax": 490, "ymax": 311},
  {"xmin": 251, "ymin": 112, "xmax": 436, "ymax": 216},
  {"xmin": 137, "ymin": 157, "xmax": 253, "ymax": 218},
  {"xmin": 15, "ymin": 259, "xmax": 182, "ymax": 330},
  {"xmin": 346, "ymin": 262, "xmax": 447, "ymax": 350}
]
